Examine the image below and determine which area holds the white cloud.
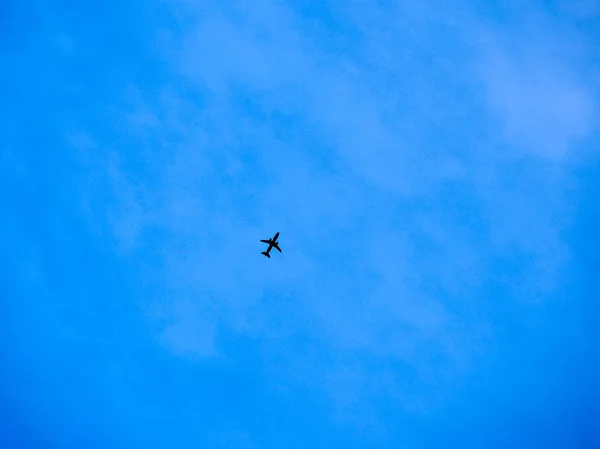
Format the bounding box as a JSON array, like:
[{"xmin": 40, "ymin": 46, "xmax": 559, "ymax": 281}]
[
  {"xmin": 472, "ymin": 10, "xmax": 597, "ymax": 159},
  {"xmin": 64, "ymin": 0, "xmax": 598, "ymax": 428}
]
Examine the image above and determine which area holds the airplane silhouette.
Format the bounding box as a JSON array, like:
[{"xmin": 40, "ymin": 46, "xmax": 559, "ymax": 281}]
[{"xmin": 260, "ymin": 232, "xmax": 281, "ymax": 258}]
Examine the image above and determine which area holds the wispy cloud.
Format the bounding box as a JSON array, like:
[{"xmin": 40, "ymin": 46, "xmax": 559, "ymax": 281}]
[
  {"xmin": 6, "ymin": 0, "xmax": 597, "ymax": 446},
  {"xmin": 64, "ymin": 0, "xmax": 598, "ymax": 413},
  {"xmin": 472, "ymin": 11, "xmax": 598, "ymax": 159}
]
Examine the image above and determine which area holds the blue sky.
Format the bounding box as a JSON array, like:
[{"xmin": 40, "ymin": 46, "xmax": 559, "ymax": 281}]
[{"xmin": 1, "ymin": 1, "xmax": 599, "ymax": 448}]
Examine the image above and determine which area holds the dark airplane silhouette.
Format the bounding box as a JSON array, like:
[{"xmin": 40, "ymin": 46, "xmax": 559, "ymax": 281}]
[{"xmin": 260, "ymin": 232, "xmax": 281, "ymax": 258}]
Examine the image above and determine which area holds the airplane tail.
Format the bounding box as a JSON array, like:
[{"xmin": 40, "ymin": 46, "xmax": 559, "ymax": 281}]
[{"xmin": 261, "ymin": 251, "xmax": 271, "ymax": 258}]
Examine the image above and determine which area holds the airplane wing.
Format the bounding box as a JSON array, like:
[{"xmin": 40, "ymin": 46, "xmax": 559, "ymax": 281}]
[
  {"xmin": 273, "ymin": 243, "xmax": 282, "ymax": 252},
  {"xmin": 260, "ymin": 239, "xmax": 272, "ymax": 244}
]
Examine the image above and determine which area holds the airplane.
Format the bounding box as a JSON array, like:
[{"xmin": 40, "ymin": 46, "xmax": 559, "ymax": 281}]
[{"xmin": 260, "ymin": 232, "xmax": 281, "ymax": 258}]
